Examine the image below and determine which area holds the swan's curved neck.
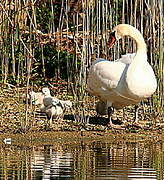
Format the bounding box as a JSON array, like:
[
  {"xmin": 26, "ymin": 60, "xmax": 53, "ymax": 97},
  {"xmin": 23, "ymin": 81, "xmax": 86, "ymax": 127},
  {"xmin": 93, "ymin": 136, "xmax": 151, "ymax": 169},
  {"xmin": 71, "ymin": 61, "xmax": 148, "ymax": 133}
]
[
  {"xmin": 133, "ymin": 33, "xmax": 147, "ymax": 64},
  {"xmin": 129, "ymin": 31, "xmax": 146, "ymax": 54},
  {"xmin": 131, "ymin": 31, "xmax": 147, "ymax": 54},
  {"xmin": 123, "ymin": 25, "xmax": 147, "ymax": 62},
  {"xmin": 116, "ymin": 25, "xmax": 147, "ymax": 54}
]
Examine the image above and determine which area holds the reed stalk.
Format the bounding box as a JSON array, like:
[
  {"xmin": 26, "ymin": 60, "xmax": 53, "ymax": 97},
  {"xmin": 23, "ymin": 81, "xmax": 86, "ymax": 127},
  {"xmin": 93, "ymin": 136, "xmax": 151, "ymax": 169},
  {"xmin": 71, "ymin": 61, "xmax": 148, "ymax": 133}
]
[{"xmin": 0, "ymin": 0, "xmax": 163, "ymax": 122}]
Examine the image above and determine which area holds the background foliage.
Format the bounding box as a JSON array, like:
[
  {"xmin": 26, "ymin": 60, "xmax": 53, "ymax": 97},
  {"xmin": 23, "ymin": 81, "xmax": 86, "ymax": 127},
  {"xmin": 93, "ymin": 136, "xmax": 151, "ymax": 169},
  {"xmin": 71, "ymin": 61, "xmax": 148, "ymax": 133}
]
[{"xmin": 0, "ymin": 0, "xmax": 163, "ymax": 120}]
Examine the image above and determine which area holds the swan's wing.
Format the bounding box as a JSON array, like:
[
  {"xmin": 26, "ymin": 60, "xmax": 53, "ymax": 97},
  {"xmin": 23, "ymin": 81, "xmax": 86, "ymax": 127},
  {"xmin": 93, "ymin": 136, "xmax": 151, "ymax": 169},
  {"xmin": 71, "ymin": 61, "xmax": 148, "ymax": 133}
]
[
  {"xmin": 116, "ymin": 53, "xmax": 135, "ymax": 64},
  {"xmin": 87, "ymin": 58, "xmax": 125, "ymax": 97}
]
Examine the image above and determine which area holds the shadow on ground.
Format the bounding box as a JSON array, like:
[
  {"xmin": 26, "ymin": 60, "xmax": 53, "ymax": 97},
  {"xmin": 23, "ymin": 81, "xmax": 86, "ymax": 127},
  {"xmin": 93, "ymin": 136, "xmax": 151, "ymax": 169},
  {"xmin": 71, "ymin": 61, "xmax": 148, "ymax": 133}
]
[{"xmin": 64, "ymin": 114, "xmax": 110, "ymax": 126}]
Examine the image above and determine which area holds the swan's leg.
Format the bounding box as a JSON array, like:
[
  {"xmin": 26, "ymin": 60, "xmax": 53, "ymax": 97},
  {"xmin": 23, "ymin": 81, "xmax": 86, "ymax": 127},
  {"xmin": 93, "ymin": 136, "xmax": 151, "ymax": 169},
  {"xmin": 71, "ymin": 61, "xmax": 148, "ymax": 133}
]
[
  {"xmin": 132, "ymin": 105, "xmax": 143, "ymax": 128},
  {"xmin": 134, "ymin": 105, "xmax": 139, "ymax": 123},
  {"xmin": 123, "ymin": 108, "xmax": 126, "ymax": 122},
  {"xmin": 108, "ymin": 107, "xmax": 114, "ymax": 126},
  {"xmin": 96, "ymin": 100, "xmax": 108, "ymax": 116},
  {"xmin": 108, "ymin": 107, "xmax": 113, "ymax": 118}
]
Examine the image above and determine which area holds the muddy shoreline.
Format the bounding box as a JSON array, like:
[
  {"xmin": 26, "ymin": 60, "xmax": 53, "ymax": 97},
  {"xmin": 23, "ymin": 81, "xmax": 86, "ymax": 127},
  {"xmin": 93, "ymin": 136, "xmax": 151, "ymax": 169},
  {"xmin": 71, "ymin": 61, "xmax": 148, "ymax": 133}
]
[
  {"xmin": 0, "ymin": 130, "xmax": 164, "ymax": 147},
  {"xmin": 0, "ymin": 86, "xmax": 163, "ymax": 144}
]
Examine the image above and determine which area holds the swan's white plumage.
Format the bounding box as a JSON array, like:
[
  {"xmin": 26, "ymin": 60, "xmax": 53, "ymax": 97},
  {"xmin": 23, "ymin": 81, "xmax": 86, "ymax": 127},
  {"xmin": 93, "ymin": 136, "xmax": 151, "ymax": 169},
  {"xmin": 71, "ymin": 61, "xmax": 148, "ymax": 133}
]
[
  {"xmin": 88, "ymin": 56, "xmax": 137, "ymax": 109},
  {"xmin": 117, "ymin": 53, "xmax": 135, "ymax": 64},
  {"xmin": 87, "ymin": 24, "xmax": 157, "ymax": 111}
]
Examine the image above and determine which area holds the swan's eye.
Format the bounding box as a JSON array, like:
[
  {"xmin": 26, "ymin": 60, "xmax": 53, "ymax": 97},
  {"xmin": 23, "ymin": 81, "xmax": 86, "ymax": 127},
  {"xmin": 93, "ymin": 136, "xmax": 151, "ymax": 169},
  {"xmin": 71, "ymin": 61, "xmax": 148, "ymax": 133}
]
[
  {"xmin": 108, "ymin": 31, "xmax": 116, "ymax": 48},
  {"xmin": 110, "ymin": 31, "xmax": 116, "ymax": 37}
]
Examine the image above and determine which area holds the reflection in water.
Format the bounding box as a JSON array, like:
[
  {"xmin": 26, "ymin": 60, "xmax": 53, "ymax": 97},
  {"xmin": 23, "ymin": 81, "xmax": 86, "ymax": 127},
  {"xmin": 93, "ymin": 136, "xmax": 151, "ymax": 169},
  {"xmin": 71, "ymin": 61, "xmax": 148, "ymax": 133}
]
[
  {"xmin": 31, "ymin": 146, "xmax": 74, "ymax": 179},
  {"xmin": 0, "ymin": 138, "xmax": 163, "ymax": 179}
]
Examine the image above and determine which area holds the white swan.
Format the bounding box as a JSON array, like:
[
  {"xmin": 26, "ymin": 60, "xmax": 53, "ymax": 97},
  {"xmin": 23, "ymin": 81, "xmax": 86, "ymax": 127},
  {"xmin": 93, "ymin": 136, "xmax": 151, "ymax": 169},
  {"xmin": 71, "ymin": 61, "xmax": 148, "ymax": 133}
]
[{"xmin": 87, "ymin": 24, "xmax": 157, "ymax": 127}]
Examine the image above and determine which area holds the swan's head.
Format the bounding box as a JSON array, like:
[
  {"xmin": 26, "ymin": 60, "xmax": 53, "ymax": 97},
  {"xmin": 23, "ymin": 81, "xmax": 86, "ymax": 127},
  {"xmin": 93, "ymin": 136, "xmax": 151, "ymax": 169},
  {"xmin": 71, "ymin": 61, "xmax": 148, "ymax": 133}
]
[
  {"xmin": 108, "ymin": 24, "xmax": 138, "ymax": 48},
  {"xmin": 42, "ymin": 87, "xmax": 51, "ymax": 96}
]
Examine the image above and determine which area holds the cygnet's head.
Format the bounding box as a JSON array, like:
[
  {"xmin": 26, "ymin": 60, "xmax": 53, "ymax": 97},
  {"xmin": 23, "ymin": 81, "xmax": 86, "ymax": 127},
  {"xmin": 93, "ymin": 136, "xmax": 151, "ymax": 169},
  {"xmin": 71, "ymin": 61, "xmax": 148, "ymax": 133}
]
[
  {"xmin": 29, "ymin": 91, "xmax": 36, "ymax": 104},
  {"xmin": 29, "ymin": 91, "xmax": 35, "ymax": 98},
  {"xmin": 42, "ymin": 87, "xmax": 51, "ymax": 96}
]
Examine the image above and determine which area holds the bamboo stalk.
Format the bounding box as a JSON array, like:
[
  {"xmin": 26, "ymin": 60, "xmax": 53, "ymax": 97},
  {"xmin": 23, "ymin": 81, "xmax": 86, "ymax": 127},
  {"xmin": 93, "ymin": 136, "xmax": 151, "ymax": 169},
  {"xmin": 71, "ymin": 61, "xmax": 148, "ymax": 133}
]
[{"xmin": 0, "ymin": 0, "xmax": 163, "ymax": 123}]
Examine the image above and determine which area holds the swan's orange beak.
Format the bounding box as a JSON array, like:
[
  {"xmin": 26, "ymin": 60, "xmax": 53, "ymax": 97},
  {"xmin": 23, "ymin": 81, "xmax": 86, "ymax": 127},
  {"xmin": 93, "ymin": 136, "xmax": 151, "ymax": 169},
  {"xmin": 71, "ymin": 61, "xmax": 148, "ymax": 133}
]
[{"xmin": 108, "ymin": 31, "xmax": 116, "ymax": 48}]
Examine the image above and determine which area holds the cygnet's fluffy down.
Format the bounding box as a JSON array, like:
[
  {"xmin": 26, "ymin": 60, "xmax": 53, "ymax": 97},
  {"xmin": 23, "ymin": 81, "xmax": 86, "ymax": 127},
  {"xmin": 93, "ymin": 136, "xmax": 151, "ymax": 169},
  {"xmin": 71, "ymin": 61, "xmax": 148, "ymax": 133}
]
[
  {"xmin": 41, "ymin": 87, "xmax": 72, "ymax": 125},
  {"xmin": 29, "ymin": 91, "xmax": 44, "ymax": 105},
  {"xmin": 59, "ymin": 100, "xmax": 72, "ymax": 109},
  {"xmin": 22, "ymin": 90, "xmax": 44, "ymax": 105},
  {"xmin": 40, "ymin": 103, "xmax": 64, "ymax": 119}
]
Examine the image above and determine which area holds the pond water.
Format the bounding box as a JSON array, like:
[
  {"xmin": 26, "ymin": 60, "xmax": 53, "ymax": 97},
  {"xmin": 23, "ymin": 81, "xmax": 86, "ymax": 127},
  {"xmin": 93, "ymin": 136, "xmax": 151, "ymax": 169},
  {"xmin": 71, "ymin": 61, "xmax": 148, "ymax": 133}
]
[{"xmin": 0, "ymin": 135, "xmax": 163, "ymax": 180}]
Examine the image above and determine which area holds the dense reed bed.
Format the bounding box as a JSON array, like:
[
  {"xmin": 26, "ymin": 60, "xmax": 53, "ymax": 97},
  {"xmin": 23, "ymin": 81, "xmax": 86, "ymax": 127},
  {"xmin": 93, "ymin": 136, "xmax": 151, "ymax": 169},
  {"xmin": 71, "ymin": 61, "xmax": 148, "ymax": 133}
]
[{"xmin": 0, "ymin": 0, "xmax": 163, "ymax": 127}]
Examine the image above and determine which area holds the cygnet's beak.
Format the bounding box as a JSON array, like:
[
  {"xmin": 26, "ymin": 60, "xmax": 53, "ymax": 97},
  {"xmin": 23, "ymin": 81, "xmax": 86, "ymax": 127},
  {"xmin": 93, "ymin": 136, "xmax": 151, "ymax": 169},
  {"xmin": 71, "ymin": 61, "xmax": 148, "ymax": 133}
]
[{"xmin": 108, "ymin": 31, "xmax": 116, "ymax": 48}]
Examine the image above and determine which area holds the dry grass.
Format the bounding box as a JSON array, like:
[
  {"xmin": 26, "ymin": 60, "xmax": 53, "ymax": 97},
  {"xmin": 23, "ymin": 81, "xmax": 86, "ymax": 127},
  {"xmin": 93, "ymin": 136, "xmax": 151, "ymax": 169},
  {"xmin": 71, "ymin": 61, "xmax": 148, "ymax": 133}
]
[
  {"xmin": 0, "ymin": 0, "xmax": 163, "ymax": 126},
  {"xmin": 0, "ymin": 83, "xmax": 162, "ymax": 134}
]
